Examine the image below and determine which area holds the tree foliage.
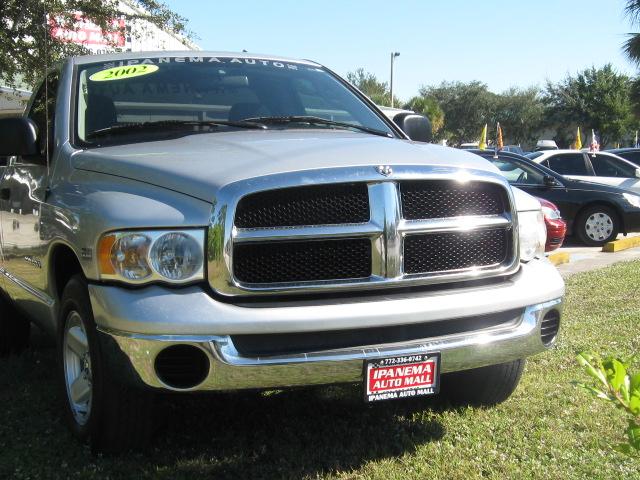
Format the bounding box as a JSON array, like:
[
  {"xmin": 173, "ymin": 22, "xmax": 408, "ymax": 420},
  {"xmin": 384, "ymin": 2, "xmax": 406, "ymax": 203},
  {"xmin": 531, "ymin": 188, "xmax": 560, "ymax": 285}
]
[
  {"xmin": 544, "ymin": 64, "xmax": 634, "ymax": 147},
  {"xmin": 624, "ymin": 0, "xmax": 640, "ymax": 64},
  {"xmin": 0, "ymin": 0, "xmax": 190, "ymax": 88},
  {"xmin": 346, "ymin": 68, "xmax": 400, "ymax": 107},
  {"xmin": 493, "ymin": 87, "xmax": 545, "ymax": 146},
  {"xmin": 419, "ymin": 81, "xmax": 497, "ymax": 145}
]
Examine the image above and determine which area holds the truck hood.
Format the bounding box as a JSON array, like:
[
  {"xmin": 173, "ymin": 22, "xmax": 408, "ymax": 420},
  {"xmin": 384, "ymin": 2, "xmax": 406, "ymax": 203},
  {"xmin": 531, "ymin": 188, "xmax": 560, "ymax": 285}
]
[{"xmin": 72, "ymin": 130, "xmax": 504, "ymax": 203}]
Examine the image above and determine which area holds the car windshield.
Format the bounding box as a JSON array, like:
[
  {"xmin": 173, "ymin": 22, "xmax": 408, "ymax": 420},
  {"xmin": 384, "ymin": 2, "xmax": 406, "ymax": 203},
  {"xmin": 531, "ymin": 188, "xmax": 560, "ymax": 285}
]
[{"xmin": 75, "ymin": 56, "xmax": 395, "ymax": 144}]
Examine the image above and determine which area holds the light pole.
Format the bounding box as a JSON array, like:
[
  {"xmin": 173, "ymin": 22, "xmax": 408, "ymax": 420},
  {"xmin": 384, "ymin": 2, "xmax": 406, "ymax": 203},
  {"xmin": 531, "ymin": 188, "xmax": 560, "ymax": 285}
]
[{"xmin": 390, "ymin": 52, "xmax": 400, "ymax": 108}]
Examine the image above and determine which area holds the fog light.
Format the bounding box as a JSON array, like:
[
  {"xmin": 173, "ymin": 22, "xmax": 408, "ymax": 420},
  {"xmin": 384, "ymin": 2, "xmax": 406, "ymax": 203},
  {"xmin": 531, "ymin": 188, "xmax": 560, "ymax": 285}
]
[{"xmin": 155, "ymin": 345, "xmax": 210, "ymax": 389}]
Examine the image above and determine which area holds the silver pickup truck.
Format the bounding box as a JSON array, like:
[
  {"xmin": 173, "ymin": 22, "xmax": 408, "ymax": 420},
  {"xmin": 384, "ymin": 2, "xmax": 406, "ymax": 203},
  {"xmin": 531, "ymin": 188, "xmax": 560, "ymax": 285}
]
[{"xmin": 0, "ymin": 52, "xmax": 564, "ymax": 453}]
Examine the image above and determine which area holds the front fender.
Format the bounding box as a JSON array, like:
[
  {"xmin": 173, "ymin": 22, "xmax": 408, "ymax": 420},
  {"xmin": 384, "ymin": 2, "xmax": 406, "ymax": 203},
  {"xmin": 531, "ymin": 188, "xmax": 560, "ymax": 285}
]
[{"xmin": 43, "ymin": 169, "xmax": 213, "ymax": 281}]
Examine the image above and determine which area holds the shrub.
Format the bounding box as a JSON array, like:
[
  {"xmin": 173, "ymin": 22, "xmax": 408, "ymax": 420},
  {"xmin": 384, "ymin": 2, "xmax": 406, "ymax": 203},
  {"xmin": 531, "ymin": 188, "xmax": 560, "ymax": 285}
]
[{"xmin": 576, "ymin": 352, "xmax": 640, "ymax": 457}]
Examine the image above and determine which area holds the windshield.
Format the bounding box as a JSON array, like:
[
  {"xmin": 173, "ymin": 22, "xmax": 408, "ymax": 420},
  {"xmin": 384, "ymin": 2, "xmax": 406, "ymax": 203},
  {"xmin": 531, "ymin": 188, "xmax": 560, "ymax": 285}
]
[{"xmin": 75, "ymin": 56, "xmax": 395, "ymax": 144}]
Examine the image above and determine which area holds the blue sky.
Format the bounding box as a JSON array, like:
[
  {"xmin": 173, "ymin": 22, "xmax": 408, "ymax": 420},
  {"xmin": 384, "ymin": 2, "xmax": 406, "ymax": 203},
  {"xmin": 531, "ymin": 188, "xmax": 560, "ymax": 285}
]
[{"xmin": 164, "ymin": 0, "xmax": 637, "ymax": 101}]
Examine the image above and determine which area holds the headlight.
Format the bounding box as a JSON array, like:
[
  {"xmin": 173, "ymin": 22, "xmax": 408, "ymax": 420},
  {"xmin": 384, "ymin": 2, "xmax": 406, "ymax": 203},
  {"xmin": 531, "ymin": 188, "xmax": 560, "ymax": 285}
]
[
  {"xmin": 623, "ymin": 192, "xmax": 640, "ymax": 208},
  {"xmin": 541, "ymin": 205, "xmax": 562, "ymax": 220},
  {"xmin": 518, "ymin": 210, "xmax": 546, "ymax": 262},
  {"xmin": 98, "ymin": 229, "xmax": 205, "ymax": 284}
]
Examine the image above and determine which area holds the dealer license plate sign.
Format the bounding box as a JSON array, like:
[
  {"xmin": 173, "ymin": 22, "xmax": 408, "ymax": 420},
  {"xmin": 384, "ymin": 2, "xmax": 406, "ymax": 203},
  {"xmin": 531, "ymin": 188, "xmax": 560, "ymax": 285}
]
[{"xmin": 364, "ymin": 353, "xmax": 440, "ymax": 402}]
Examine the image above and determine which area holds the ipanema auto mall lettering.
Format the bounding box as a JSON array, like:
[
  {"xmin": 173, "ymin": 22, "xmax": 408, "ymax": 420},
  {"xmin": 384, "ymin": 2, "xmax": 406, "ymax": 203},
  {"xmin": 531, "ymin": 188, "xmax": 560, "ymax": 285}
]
[
  {"xmin": 365, "ymin": 353, "xmax": 440, "ymax": 402},
  {"xmin": 100, "ymin": 57, "xmax": 306, "ymax": 70}
]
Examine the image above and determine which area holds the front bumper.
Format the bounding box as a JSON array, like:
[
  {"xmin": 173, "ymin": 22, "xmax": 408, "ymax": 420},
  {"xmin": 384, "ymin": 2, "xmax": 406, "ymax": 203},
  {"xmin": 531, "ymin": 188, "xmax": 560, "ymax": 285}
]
[
  {"xmin": 90, "ymin": 259, "xmax": 564, "ymax": 392},
  {"xmin": 101, "ymin": 299, "xmax": 561, "ymax": 392}
]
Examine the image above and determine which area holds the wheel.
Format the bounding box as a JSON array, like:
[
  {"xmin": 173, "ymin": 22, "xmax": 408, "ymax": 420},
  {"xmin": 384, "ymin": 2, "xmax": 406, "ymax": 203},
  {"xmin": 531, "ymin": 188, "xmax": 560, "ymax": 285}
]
[
  {"xmin": 57, "ymin": 274, "xmax": 155, "ymax": 453},
  {"xmin": 575, "ymin": 204, "xmax": 619, "ymax": 246},
  {"xmin": 0, "ymin": 294, "xmax": 30, "ymax": 357},
  {"xmin": 441, "ymin": 359, "xmax": 525, "ymax": 406}
]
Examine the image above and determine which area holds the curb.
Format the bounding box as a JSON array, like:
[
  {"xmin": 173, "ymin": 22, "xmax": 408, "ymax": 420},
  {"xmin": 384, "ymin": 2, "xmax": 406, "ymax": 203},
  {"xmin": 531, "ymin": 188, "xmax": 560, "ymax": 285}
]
[
  {"xmin": 547, "ymin": 252, "xmax": 570, "ymax": 266},
  {"xmin": 602, "ymin": 236, "xmax": 640, "ymax": 253}
]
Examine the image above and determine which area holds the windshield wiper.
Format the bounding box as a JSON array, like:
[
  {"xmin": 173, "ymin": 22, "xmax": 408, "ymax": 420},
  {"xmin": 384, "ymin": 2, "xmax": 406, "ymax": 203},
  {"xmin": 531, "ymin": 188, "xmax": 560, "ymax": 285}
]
[
  {"xmin": 86, "ymin": 119, "xmax": 267, "ymax": 139},
  {"xmin": 242, "ymin": 116, "xmax": 393, "ymax": 138}
]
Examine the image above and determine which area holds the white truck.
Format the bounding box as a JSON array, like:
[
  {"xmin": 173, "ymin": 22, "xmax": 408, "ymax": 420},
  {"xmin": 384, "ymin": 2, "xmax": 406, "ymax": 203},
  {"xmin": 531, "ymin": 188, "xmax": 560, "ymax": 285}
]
[{"xmin": 0, "ymin": 52, "xmax": 564, "ymax": 452}]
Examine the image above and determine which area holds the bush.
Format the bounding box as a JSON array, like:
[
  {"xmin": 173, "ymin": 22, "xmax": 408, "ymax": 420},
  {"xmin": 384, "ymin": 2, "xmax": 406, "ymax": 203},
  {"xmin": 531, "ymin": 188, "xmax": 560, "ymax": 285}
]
[{"xmin": 576, "ymin": 352, "xmax": 640, "ymax": 456}]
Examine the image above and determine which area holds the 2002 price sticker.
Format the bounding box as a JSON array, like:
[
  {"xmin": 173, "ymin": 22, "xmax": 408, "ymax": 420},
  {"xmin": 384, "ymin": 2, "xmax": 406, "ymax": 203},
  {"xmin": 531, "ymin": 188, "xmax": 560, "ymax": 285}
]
[
  {"xmin": 364, "ymin": 353, "xmax": 440, "ymax": 402},
  {"xmin": 89, "ymin": 64, "xmax": 159, "ymax": 82}
]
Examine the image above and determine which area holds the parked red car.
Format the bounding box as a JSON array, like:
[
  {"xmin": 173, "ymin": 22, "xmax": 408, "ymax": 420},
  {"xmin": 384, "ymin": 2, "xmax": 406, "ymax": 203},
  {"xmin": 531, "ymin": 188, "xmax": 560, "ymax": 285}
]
[{"xmin": 536, "ymin": 197, "xmax": 567, "ymax": 251}]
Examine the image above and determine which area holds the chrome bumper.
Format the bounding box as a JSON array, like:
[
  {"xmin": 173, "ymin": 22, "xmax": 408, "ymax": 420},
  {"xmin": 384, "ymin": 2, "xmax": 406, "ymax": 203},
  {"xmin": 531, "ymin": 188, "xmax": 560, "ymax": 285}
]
[{"xmin": 100, "ymin": 298, "xmax": 563, "ymax": 392}]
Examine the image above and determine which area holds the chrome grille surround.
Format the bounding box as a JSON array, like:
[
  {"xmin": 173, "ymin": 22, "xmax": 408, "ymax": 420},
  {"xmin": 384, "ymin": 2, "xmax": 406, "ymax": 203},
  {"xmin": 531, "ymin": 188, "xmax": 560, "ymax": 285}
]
[{"xmin": 208, "ymin": 165, "xmax": 520, "ymax": 297}]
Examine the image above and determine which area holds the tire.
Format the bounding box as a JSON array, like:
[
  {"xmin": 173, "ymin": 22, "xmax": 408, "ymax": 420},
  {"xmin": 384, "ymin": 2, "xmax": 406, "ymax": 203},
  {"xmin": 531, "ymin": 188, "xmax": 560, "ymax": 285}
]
[
  {"xmin": 442, "ymin": 359, "xmax": 525, "ymax": 406},
  {"xmin": 57, "ymin": 274, "xmax": 155, "ymax": 453},
  {"xmin": 575, "ymin": 204, "xmax": 619, "ymax": 246},
  {"xmin": 0, "ymin": 294, "xmax": 31, "ymax": 357}
]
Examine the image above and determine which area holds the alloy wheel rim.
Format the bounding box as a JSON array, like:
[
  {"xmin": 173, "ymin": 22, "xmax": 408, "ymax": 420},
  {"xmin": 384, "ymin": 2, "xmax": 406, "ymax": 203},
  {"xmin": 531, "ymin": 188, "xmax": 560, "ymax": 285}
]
[
  {"xmin": 585, "ymin": 212, "xmax": 613, "ymax": 242},
  {"xmin": 63, "ymin": 311, "xmax": 92, "ymax": 426}
]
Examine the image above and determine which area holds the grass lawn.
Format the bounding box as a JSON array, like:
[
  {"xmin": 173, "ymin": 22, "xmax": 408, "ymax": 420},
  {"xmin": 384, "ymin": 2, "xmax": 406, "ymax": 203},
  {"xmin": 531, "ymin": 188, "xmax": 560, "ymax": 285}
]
[{"xmin": 1, "ymin": 261, "xmax": 639, "ymax": 479}]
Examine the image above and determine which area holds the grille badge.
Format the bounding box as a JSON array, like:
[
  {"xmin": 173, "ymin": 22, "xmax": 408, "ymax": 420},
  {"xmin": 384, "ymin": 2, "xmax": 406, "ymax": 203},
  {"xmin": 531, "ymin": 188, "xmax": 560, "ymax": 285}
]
[{"xmin": 376, "ymin": 165, "xmax": 393, "ymax": 177}]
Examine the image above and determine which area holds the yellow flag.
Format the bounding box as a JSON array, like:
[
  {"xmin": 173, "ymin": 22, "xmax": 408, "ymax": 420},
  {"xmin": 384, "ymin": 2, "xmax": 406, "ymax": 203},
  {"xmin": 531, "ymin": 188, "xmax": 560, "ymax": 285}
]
[
  {"xmin": 574, "ymin": 127, "xmax": 582, "ymax": 150},
  {"xmin": 496, "ymin": 122, "xmax": 504, "ymax": 150},
  {"xmin": 478, "ymin": 124, "xmax": 487, "ymax": 150}
]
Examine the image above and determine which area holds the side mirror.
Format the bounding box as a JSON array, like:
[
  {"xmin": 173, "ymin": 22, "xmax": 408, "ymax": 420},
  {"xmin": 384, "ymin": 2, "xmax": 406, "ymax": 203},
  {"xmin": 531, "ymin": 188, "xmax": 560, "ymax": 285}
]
[
  {"xmin": 543, "ymin": 175, "xmax": 559, "ymax": 187},
  {"xmin": 0, "ymin": 118, "xmax": 39, "ymax": 156},
  {"xmin": 635, "ymin": 168, "xmax": 640, "ymax": 179},
  {"xmin": 393, "ymin": 113, "xmax": 432, "ymax": 143}
]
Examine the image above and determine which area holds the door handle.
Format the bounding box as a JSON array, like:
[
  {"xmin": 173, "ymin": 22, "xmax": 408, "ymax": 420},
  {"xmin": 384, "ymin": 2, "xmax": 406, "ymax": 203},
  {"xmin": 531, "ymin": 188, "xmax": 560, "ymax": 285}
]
[{"xmin": 0, "ymin": 188, "xmax": 9, "ymax": 200}]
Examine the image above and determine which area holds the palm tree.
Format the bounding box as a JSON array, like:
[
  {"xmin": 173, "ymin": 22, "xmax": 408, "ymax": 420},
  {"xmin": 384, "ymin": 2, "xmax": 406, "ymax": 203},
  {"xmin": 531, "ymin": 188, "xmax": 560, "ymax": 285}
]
[{"xmin": 624, "ymin": 1, "xmax": 640, "ymax": 63}]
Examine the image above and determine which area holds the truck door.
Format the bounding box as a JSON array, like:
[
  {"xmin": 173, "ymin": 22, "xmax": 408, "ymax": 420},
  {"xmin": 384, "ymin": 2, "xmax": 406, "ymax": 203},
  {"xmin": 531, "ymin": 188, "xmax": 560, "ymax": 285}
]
[{"xmin": 0, "ymin": 71, "xmax": 58, "ymax": 317}]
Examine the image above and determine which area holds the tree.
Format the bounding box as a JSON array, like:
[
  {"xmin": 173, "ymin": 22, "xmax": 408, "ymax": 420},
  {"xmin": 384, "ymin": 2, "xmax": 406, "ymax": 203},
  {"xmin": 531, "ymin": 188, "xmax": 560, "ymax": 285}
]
[
  {"xmin": 623, "ymin": 0, "xmax": 640, "ymax": 64},
  {"xmin": 346, "ymin": 68, "xmax": 399, "ymax": 107},
  {"xmin": 419, "ymin": 81, "xmax": 498, "ymax": 145},
  {"xmin": 493, "ymin": 87, "xmax": 545, "ymax": 146},
  {"xmin": 544, "ymin": 64, "xmax": 635, "ymax": 147},
  {"xmin": 403, "ymin": 96, "xmax": 445, "ymax": 140},
  {"xmin": 0, "ymin": 0, "xmax": 190, "ymax": 88}
]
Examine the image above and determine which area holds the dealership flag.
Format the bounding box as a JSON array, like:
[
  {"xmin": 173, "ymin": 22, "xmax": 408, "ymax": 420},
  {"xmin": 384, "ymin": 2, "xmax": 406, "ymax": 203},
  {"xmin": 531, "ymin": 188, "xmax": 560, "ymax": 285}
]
[
  {"xmin": 574, "ymin": 127, "xmax": 582, "ymax": 150},
  {"xmin": 635, "ymin": 130, "xmax": 639, "ymax": 148},
  {"xmin": 589, "ymin": 129, "xmax": 600, "ymax": 152},
  {"xmin": 496, "ymin": 122, "xmax": 504, "ymax": 150},
  {"xmin": 478, "ymin": 124, "xmax": 487, "ymax": 150}
]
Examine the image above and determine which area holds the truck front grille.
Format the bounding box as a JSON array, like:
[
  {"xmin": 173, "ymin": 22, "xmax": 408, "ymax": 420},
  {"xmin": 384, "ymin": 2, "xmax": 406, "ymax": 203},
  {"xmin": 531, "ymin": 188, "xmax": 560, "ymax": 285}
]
[
  {"xmin": 401, "ymin": 180, "xmax": 504, "ymax": 219},
  {"xmin": 404, "ymin": 229, "xmax": 509, "ymax": 274},
  {"xmin": 210, "ymin": 167, "xmax": 518, "ymax": 296},
  {"xmin": 233, "ymin": 239, "xmax": 371, "ymax": 283},
  {"xmin": 235, "ymin": 183, "xmax": 369, "ymax": 228}
]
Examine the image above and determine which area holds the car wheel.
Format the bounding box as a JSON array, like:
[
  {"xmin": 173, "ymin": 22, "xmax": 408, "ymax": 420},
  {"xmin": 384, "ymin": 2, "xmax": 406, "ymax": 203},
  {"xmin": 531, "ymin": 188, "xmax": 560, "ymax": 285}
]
[
  {"xmin": 57, "ymin": 274, "xmax": 155, "ymax": 453},
  {"xmin": 0, "ymin": 294, "xmax": 30, "ymax": 357},
  {"xmin": 575, "ymin": 205, "xmax": 619, "ymax": 246},
  {"xmin": 441, "ymin": 359, "xmax": 525, "ymax": 406}
]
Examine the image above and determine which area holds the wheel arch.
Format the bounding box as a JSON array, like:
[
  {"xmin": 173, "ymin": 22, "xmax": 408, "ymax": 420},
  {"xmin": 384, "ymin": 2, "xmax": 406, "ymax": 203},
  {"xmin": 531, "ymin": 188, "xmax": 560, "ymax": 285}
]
[{"xmin": 49, "ymin": 242, "xmax": 86, "ymax": 302}]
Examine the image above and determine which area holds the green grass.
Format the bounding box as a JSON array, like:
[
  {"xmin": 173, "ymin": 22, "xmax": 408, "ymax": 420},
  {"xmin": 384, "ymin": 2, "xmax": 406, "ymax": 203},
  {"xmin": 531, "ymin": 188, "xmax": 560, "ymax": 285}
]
[{"xmin": 1, "ymin": 262, "xmax": 640, "ymax": 479}]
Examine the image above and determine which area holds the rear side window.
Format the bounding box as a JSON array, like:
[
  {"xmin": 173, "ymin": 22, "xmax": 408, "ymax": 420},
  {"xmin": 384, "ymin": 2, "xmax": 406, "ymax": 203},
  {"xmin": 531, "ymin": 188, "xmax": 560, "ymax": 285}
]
[
  {"xmin": 589, "ymin": 154, "xmax": 637, "ymax": 177},
  {"xmin": 617, "ymin": 151, "xmax": 640, "ymax": 167},
  {"xmin": 546, "ymin": 154, "xmax": 589, "ymax": 175}
]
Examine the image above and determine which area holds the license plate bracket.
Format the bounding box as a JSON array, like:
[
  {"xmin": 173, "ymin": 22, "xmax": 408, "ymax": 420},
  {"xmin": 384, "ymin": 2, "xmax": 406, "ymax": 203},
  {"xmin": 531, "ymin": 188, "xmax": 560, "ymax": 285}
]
[{"xmin": 364, "ymin": 353, "xmax": 440, "ymax": 402}]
